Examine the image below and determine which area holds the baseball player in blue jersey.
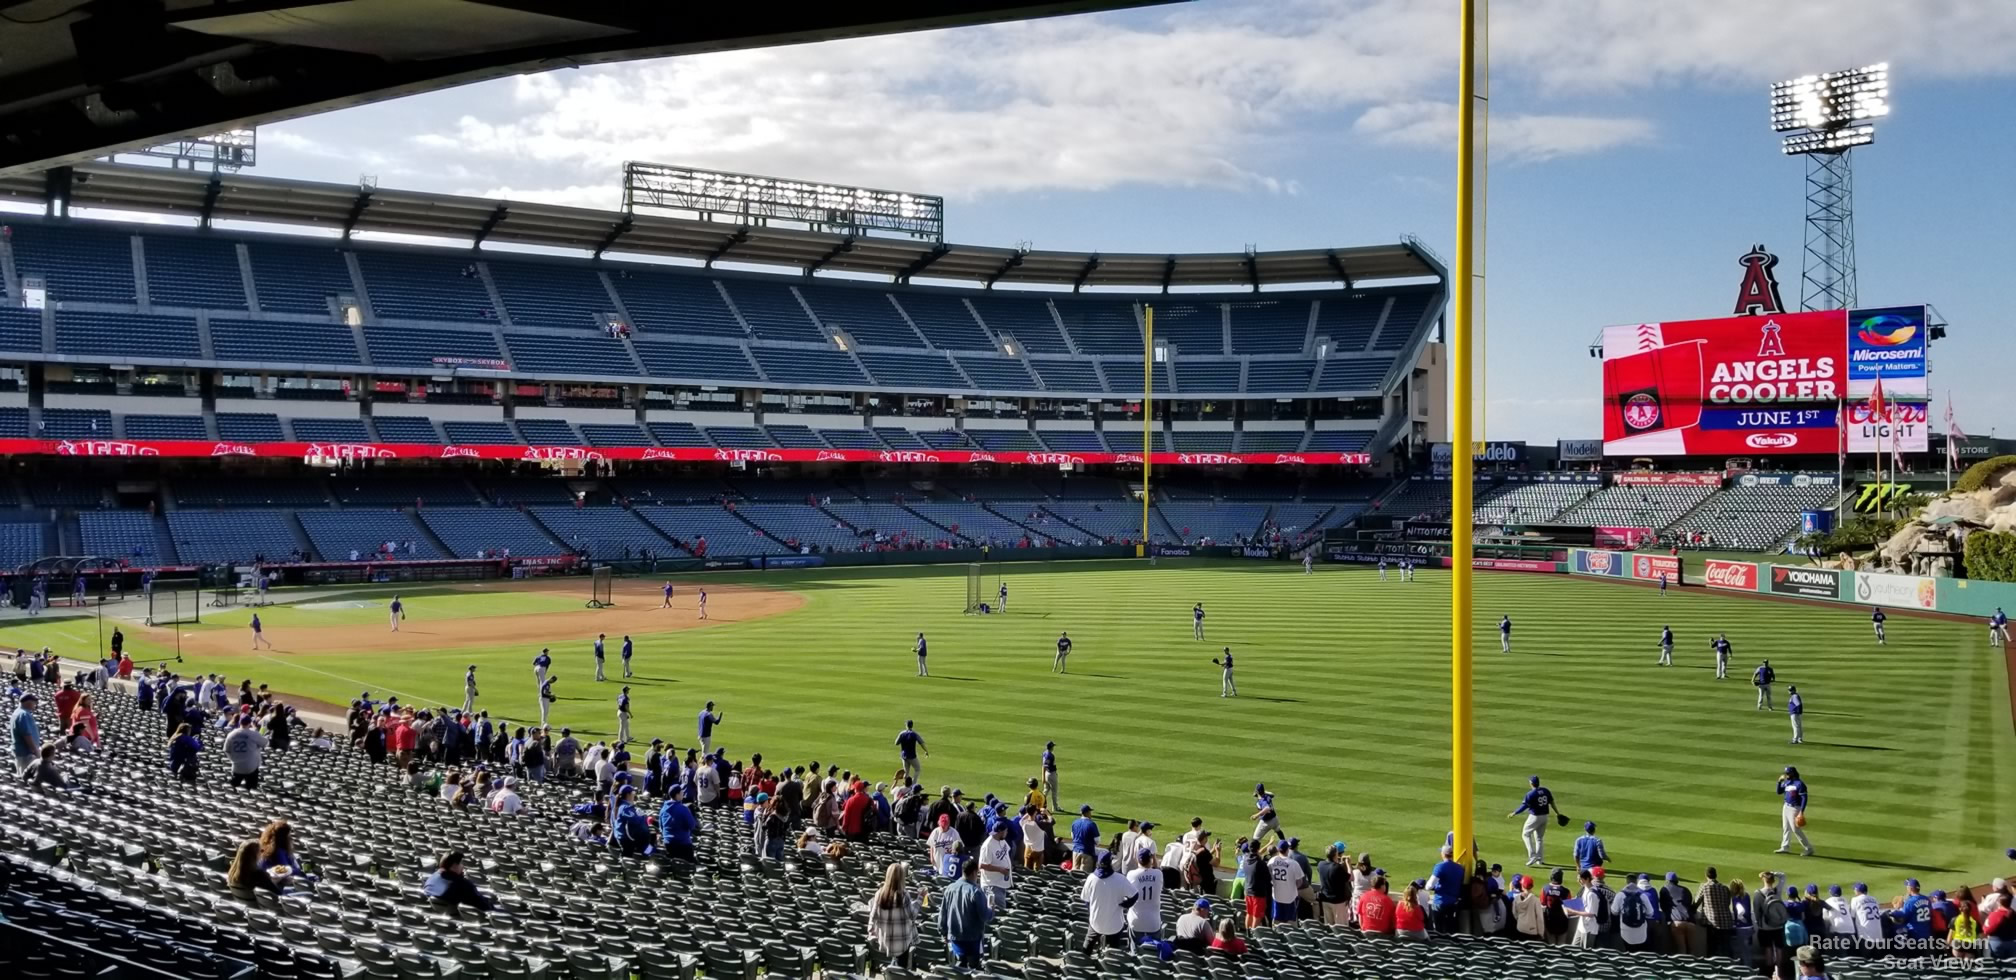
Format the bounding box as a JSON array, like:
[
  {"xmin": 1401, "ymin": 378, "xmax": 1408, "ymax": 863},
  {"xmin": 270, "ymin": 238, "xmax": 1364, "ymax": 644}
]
[
  {"xmin": 616, "ymin": 686, "xmax": 632, "ymax": 742},
  {"xmin": 1657, "ymin": 626, "xmax": 1673, "ymax": 666},
  {"xmin": 389, "ymin": 595, "xmax": 404, "ymax": 631},
  {"xmin": 1053, "ymin": 632, "xmax": 1072, "ymax": 673},
  {"xmin": 998, "ymin": 581, "xmax": 1008, "ymax": 610},
  {"xmin": 1775, "ymin": 765, "xmax": 1812, "ymax": 856},
  {"xmin": 462, "ymin": 665, "xmax": 478, "ymax": 714},
  {"xmin": 533, "ymin": 648, "xmax": 551, "ymax": 690},
  {"xmin": 1658, "ymin": 572, "xmax": 1668, "ymax": 596},
  {"xmin": 1871, "ymin": 607, "xmax": 1887, "ymax": 645},
  {"xmin": 1212, "ymin": 647, "xmax": 1236, "ymax": 697},
  {"xmin": 620, "ymin": 635, "xmax": 634, "ymax": 678},
  {"xmin": 1992, "ymin": 607, "xmax": 2009, "ymax": 647},
  {"xmin": 1193, "ymin": 603, "xmax": 1205, "ymax": 640},
  {"xmin": 250, "ymin": 613, "xmax": 273, "ymax": 650},
  {"xmin": 915, "ymin": 633, "xmax": 928, "ymax": 676},
  {"xmin": 1499, "ymin": 615, "xmax": 1512, "ymax": 653},
  {"xmin": 1378, "ymin": 558, "xmax": 1388, "ymax": 581},
  {"xmin": 593, "ymin": 633, "xmax": 607, "ymax": 681},
  {"xmin": 1509, "ymin": 775, "xmax": 1565, "ymax": 866},
  {"xmin": 1711, "ymin": 634, "xmax": 1731, "ymax": 679},
  {"xmin": 660, "ymin": 581, "xmax": 674, "ymax": 608},
  {"xmin": 1753, "ymin": 659, "xmax": 1776, "ymax": 710},
  {"xmin": 1785, "ymin": 686, "xmax": 1804, "ymax": 744}
]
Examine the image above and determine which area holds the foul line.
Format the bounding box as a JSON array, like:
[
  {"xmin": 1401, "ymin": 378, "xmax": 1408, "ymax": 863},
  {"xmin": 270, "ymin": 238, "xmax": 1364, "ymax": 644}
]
[{"xmin": 256, "ymin": 654, "xmax": 433, "ymax": 709}]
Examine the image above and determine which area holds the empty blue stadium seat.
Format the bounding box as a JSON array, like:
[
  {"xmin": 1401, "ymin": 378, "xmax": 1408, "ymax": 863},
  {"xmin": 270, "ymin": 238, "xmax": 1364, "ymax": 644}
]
[
  {"xmin": 174, "ymin": 476, "xmax": 327, "ymax": 508},
  {"xmin": 362, "ymin": 325, "xmax": 506, "ymax": 370},
  {"xmin": 635, "ymin": 504, "xmax": 785, "ymax": 555},
  {"xmin": 289, "ymin": 418, "xmax": 371, "ymax": 442},
  {"xmin": 798, "ymin": 284, "xmax": 922, "ymax": 347},
  {"xmin": 1053, "ymin": 300, "xmax": 1140, "ymax": 354},
  {"xmin": 421, "ymin": 507, "xmax": 563, "ymax": 557},
  {"xmin": 245, "ymin": 240, "xmax": 354, "ymax": 315},
  {"xmin": 580, "ymin": 423, "xmax": 651, "ymax": 447},
  {"xmin": 505, "ymin": 332, "xmax": 637, "ymax": 376},
  {"xmin": 954, "ymin": 355, "xmax": 1036, "ymax": 390},
  {"xmin": 166, "ymin": 511, "xmax": 300, "ymax": 563},
  {"xmin": 872, "ymin": 427, "xmax": 927, "ymax": 450},
  {"xmin": 0, "ymin": 522, "xmax": 49, "ymax": 565},
  {"xmin": 1375, "ymin": 292, "xmax": 1433, "ymax": 350},
  {"xmin": 1316, "ymin": 295, "xmax": 1383, "ymax": 351},
  {"xmin": 297, "ymin": 510, "xmax": 441, "ymax": 560},
  {"xmin": 1103, "ymin": 430, "xmax": 1168, "ymax": 452},
  {"xmin": 40, "ymin": 408, "xmax": 113, "ymax": 438},
  {"xmin": 331, "ymin": 474, "xmax": 476, "ymax": 506},
  {"xmin": 633, "ymin": 340, "xmax": 759, "ymax": 382},
  {"xmin": 750, "ymin": 347, "xmax": 867, "ymax": 386},
  {"xmin": 647, "ymin": 421, "xmax": 707, "ymax": 446},
  {"xmin": 215, "ymin": 413, "xmax": 284, "ymax": 441},
  {"xmin": 1305, "ymin": 430, "xmax": 1373, "ymax": 451},
  {"xmin": 8, "ymin": 223, "xmax": 134, "ymax": 303},
  {"xmin": 1029, "ymin": 358, "xmax": 1103, "ymax": 392},
  {"xmin": 1175, "ymin": 361, "xmax": 1242, "ymax": 393},
  {"xmin": 1172, "ymin": 430, "xmax": 1236, "ymax": 451},
  {"xmin": 1237, "ymin": 430, "xmax": 1305, "ymax": 452},
  {"xmin": 857, "ymin": 350, "xmax": 964, "ymax": 388},
  {"xmin": 765, "ymin": 425, "xmax": 824, "ymax": 449},
  {"xmin": 488, "ymin": 259, "xmax": 615, "ymax": 330},
  {"xmin": 606, "ymin": 267, "xmax": 745, "ymax": 337},
  {"xmin": 1041, "ymin": 501, "xmax": 1170, "ymax": 543},
  {"xmin": 1157, "ymin": 502, "xmax": 1268, "ymax": 542},
  {"xmin": 211, "ymin": 319, "xmax": 361, "ymax": 365},
  {"xmin": 823, "ymin": 502, "xmax": 952, "ymax": 544},
  {"xmin": 1151, "ymin": 302, "xmax": 1224, "ymax": 354},
  {"xmin": 970, "ymin": 429, "xmax": 1041, "ymax": 451},
  {"xmin": 720, "ymin": 280, "xmax": 822, "ymax": 342},
  {"xmin": 737, "ymin": 504, "xmax": 860, "ymax": 551},
  {"xmin": 371, "ymin": 415, "xmax": 441, "ymax": 443},
  {"xmin": 1245, "ymin": 360, "xmax": 1315, "ymax": 392},
  {"xmin": 356, "ymin": 249, "xmax": 495, "ymax": 322},
  {"xmin": 484, "ymin": 478, "xmax": 575, "ymax": 505},
  {"xmin": 531, "ymin": 506, "xmax": 672, "ymax": 558},
  {"xmin": 1035, "ymin": 430, "xmax": 1102, "ymax": 452},
  {"xmin": 1316, "ymin": 356, "xmax": 1394, "ymax": 390},
  {"xmin": 0, "ymin": 407, "xmax": 26, "ymax": 437},
  {"xmin": 79, "ymin": 511, "xmax": 166, "ymax": 563},
  {"xmin": 893, "ymin": 293, "xmax": 994, "ymax": 350},
  {"xmin": 441, "ymin": 420, "xmax": 520, "ymax": 444},
  {"xmin": 122, "ymin": 414, "xmax": 206, "ymax": 440},
  {"xmin": 918, "ymin": 430, "xmax": 974, "ymax": 450},
  {"xmin": 515, "ymin": 418, "xmax": 577, "ymax": 445},
  {"xmin": 1229, "ymin": 300, "xmax": 1311, "ymax": 353},
  {"xmin": 0, "ymin": 308, "xmax": 41, "ymax": 353},
  {"xmin": 968, "ymin": 296, "xmax": 1070, "ymax": 353},
  {"xmin": 707, "ymin": 426, "xmax": 775, "ymax": 449},
  {"xmin": 54, "ymin": 312, "xmax": 201, "ymax": 359},
  {"xmin": 144, "ymin": 235, "xmax": 246, "ymax": 309},
  {"xmin": 1100, "ymin": 359, "xmax": 1171, "ymax": 393},
  {"xmin": 817, "ymin": 428, "xmax": 882, "ymax": 449}
]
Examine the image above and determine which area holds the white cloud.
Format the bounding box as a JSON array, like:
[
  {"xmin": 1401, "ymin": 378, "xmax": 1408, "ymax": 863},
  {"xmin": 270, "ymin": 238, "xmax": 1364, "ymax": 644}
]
[{"xmin": 272, "ymin": 0, "xmax": 2016, "ymax": 203}]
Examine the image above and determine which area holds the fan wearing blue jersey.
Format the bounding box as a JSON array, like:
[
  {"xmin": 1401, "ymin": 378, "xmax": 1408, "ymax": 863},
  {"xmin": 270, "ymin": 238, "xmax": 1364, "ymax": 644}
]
[
  {"xmin": 1774, "ymin": 765, "xmax": 1813, "ymax": 856},
  {"xmin": 1871, "ymin": 607, "xmax": 1887, "ymax": 645}
]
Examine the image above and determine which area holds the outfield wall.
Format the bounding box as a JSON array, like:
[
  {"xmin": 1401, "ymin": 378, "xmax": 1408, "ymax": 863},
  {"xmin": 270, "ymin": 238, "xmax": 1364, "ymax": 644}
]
[
  {"xmin": 1697, "ymin": 556, "xmax": 2016, "ymax": 619},
  {"xmin": 1566, "ymin": 548, "xmax": 1682, "ymax": 585}
]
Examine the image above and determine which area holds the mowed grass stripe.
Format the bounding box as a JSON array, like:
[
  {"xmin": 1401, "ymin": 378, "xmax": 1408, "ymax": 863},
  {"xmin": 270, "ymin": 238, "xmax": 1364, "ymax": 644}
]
[{"xmin": 8, "ymin": 560, "xmax": 2009, "ymax": 891}]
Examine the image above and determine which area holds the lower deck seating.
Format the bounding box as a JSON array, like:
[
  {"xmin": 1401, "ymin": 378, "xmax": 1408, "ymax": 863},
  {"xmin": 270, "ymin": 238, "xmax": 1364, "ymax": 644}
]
[
  {"xmin": 0, "ymin": 522, "xmax": 47, "ymax": 565},
  {"xmin": 165, "ymin": 511, "xmax": 302, "ymax": 564},
  {"xmin": 419, "ymin": 507, "xmax": 563, "ymax": 558},
  {"xmin": 121, "ymin": 414, "xmax": 208, "ymax": 440},
  {"xmin": 287, "ymin": 418, "xmax": 372, "ymax": 443},
  {"xmin": 733, "ymin": 504, "xmax": 860, "ymax": 551},
  {"xmin": 78, "ymin": 511, "xmax": 166, "ymax": 563},
  {"xmin": 1155, "ymin": 502, "xmax": 1268, "ymax": 543},
  {"xmin": 530, "ymin": 506, "xmax": 673, "ymax": 559},
  {"xmin": 635, "ymin": 505, "xmax": 786, "ymax": 555},
  {"xmin": 296, "ymin": 509, "xmax": 440, "ymax": 560}
]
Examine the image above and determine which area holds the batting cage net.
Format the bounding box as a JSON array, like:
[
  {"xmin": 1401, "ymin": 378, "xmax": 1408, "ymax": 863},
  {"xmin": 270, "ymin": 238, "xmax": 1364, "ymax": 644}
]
[
  {"xmin": 964, "ymin": 562, "xmax": 985, "ymax": 614},
  {"xmin": 588, "ymin": 566, "xmax": 615, "ymax": 608},
  {"xmin": 145, "ymin": 579, "xmax": 202, "ymax": 626}
]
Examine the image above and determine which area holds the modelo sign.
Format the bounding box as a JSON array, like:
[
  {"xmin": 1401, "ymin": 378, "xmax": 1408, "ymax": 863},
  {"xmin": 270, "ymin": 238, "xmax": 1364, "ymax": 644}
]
[
  {"xmin": 1703, "ymin": 559, "xmax": 1758, "ymax": 591},
  {"xmin": 1768, "ymin": 565, "xmax": 1841, "ymax": 599},
  {"xmin": 1853, "ymin": 571, "xmax": 1936, "ymax": 609}
]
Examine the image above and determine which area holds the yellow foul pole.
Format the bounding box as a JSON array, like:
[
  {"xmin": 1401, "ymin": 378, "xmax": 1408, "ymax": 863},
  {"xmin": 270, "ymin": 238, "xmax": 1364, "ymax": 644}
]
[
  {"xmin": 1143, "ymin": 306, "xmax": 1155, "ymax": 549},
  {"xmin": 1450, "ymin": 0, "xmax": 1487, "ymax": 868}
]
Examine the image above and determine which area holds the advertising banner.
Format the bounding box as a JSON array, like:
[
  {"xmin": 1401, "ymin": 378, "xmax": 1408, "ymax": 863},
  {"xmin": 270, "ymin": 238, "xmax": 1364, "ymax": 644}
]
[
  {"xmin": 1612, "ymin": 471, "xmax": 1724, "ymax": 486},
  {"xmin": 1629, "ymin": 553, "xmax": 1681, "ymax": 583},
  {"xmin": 1703, "ymin": 559, "xmax": 1759, "ymax": 591},
  {"xmin": 1768, "ymin": 565, "xmax": 1841, "ymax": 600},
  {"xmin": 1432, "ymin": 441, "xmax": 1526, "ymax": 463},
  {"xmin": 0, "ymin": 438, "xmax": 1372, "ymax": 467},
  {"xmin": 1845, "ymin": 400, "xmax": 1928, "ymax": 455},
  {"xmin": 1845, "ymin": 305, "xmax": 1928, "ymax": 391},
  {"xmin": 1735, "ymin": 473, "xmax": 1838, "ymax": 487},
  {"xmin": 1853, "ymin": 571, "xmax": 1936, "ymax": 609},
  {"xmin": 1570, "ymin": 549, "xmax": 1627, "ymax": 576},
  {"xmin": 1439, "ymin": 556, "xmax": 1560, "ymax": 573},
  {"xmin": 1594, "ymin": 526, "xmax": 1656, "ymax": 549},
  {"xmin": 1601, "ymin": 310, "xmax": 1844, "ymax": 455},
  {"xmin": 1557, "ymin": 439, "xmax": 1605, "ymax": 461}
]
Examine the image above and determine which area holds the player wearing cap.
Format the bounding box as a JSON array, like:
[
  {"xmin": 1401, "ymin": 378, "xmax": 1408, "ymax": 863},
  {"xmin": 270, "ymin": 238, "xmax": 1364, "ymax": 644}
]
[
  {"xmin": 997, "ymin": 580, "xmax": 1007, "ymax": 610},
  {"xmin": 1213, "ymin": 648, "xmax": 1237, "ymax": 697},
  {"xmin": 660, "ymin": 581, "xmax": 673, "ymax": 608},
  {"xmin": 1993, "ymin": 607, "xmax": 2010, "ymax": 646},
  {"xmin": 388, "ymin": 594, "xmax": 404, "ymax": 631},
  {"xmin": 1657, "ymin": 626, "xmax": 1673, "ymax": 666},
  {"xmin": 1775, "ymin": 765, "xmax": 1813, "ymax": 856},
  {"xmin": 1786, "ymin": 686, "xmax": 1804, "ymax": 744},
  {"xmin": 1052, "ymin": 632, "xmax": 1072, "ymax": 674},
  {"xmin": 1302, "ymin": 552, "xmax": 1314, "ymax": 575},
  {"xmin": 462, "ymin": 665, "xmax": 478, "ymax": 714},
  {"xmin": 1252, "ymin": 784, "xmax": 1282, "ymax": 848},
  {"xmin": 537, "ymin": 674, "xmax": 556, "ymax": 726},
  {"xmin": 1499, "ymin": 615, "xmax": 1512, "ymax": 653},
  {"xmin": 1192, "ymin": 603, "xmax": 1205, "ymax": 640},
  {"xmin": 533, "ymin": 647, "xmax": 551, "ymax": 689},
  {"xmin": 1871, "ymin": 606, "xmax": 1887, "ymax": 645},
  {"xmin": 895, "ymin": 720, "xmax": 926, "ymax": 783},
  {"xmin": 1753, "ymin": 659, "xmax": 1776, "ymax": 710},
  {"xmin": 1712, "ymin": 633, "xmax": 1731, "ymax": 679},
  {"xmin": 620, "ymin": 635, "xmax": 634, "ymax": 678},
  {"xmin": 1041, "ymin": 740, "xmax": 1058, "ymax": 806},
  {"xmin": 914, "ymin": 633, "xmax": 928, "ymax": 677},
  {"xmin": 592, "ymin": 634, "xmax": 607, "ymax": 681},
  {"xmin": 1378, "ymin": 557, "xmax": 1389, "ymax": 581},
  {"xmin": 615, "ymin": 686, "xmax": 632, "ymax": 742},
  {"xmin": 1509, "ymin": 775, "xmax": 1563, "ymax": 867}
]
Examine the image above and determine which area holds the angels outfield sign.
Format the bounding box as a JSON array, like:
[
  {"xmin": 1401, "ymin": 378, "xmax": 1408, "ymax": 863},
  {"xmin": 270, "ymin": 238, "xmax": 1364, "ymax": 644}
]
[{"xmin": 10, "ymin": 438, "xmax": 1371, "ymax": 467}]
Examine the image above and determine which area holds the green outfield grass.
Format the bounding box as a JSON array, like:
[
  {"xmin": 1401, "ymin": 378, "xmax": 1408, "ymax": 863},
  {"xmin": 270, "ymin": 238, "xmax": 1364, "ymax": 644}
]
[
  {"xmin": 177, "ymin": 587, "xmax": 586, "ymax": 631},
  {"xmin": 6, "ymin": 559, "xmax": 2011, "ymax": 893}
]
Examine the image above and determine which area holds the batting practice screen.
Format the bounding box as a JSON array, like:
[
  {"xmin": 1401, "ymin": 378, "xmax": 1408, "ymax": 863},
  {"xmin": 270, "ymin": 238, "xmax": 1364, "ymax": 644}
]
[
  {"xmin": 588, "ymin": 566, "xmax": 615, "ymax": 608},
  {"xmin": 146, "ymin": 579, "xmax": 202, "ymax": 626}
]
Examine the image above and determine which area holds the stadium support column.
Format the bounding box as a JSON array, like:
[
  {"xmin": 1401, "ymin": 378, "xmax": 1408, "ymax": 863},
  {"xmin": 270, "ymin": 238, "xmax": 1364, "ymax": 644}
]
[
  {"xmin": 1142, "ymin": 306, "xmax": 1155, "ymax": 553},
  {"xmin": 1448, "ymin": 0, "xmax": 1487, "ymax": 870}
]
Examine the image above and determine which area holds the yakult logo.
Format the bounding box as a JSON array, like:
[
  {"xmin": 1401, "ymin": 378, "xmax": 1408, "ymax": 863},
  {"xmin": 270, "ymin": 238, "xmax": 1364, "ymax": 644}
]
[
  {"xmin": 1270, "ymin": 454, "xmax": 1309, "ymax": 464},
  {"xmin": 440, "ymin": 446, "xmax": 480, "ymax": 459},
  {"xmin": 814, "ymin": 450, "xmax": 849, "ymax": 462},
  {"xmin": 1023, "ymin": 453, "xmax": 1085, "ymax": 465},
  {"xmin": 304, "ymin": 443, "xmax": 391, "ymax": 459},
  {"xmin": 1745, "ymin": 433, "xmax": 1797, "ymax": 449},
  {"xmin": 56, "ymin": 440, "xmax": 158, "ymax": 457},
  {"xmin": 877, "ymin": 451, "xmax": 939, "ymax": 463},
  {"xmin": 211, "ymin": 442, "xmax": 259, "ymax": 457},
  {"xmin": 1177, "ymin": 453, "xmax": 1244, "ymax": 465},
  {"xmin": 713, "ymin": 449, "xmax": 781, "ymax": 462}
]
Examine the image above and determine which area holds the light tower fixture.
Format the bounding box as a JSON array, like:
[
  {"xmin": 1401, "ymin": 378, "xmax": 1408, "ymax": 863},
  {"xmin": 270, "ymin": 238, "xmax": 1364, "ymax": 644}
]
[{"xmin": 1770, "ymin": 62, "xmax": 1889, "ymax": 312}]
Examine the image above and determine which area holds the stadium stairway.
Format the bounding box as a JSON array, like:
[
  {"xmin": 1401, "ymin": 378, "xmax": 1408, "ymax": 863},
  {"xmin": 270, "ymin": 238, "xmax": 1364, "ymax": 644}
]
[
  {"xmin": 149, "ymin": 511, "xmax": 178, "ymax": 564},
  {"xmin": 286, "ymin": 512, "xmax": 322, "ymax": 561},
  {"xmin": 408, "ymin": 507, "xmax": 458, "ymax": 559},
  {"xmin": 54, "ymin": 511, "xmax": 79, "ymax": 556}
]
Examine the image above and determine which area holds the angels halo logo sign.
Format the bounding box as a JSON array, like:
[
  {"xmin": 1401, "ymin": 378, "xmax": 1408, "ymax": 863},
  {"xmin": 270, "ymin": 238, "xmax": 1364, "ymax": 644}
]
[{"xmin": 1622, "ymin": 391, "xmax": 1662, "ymax": 431}]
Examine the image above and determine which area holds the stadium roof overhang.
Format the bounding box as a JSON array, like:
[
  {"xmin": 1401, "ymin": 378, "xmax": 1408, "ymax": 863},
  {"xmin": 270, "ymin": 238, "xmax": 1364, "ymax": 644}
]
[
  {"xmin": 0, "ymin": 0, "xmax": 1176, "ymax": 178},
  {"xmin": 0, "ymin": 163, "xmax": 1445, "ymax": 289}
]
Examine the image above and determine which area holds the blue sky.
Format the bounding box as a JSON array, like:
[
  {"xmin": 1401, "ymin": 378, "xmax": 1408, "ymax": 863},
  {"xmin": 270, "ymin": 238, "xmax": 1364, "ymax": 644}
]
[{"xmin": 248, "ymin": 0, "xmax": 2016, "ymax": 442}]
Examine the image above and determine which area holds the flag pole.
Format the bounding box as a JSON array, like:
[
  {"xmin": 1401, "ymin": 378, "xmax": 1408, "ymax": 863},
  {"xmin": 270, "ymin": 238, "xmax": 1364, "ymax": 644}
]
[
  {"xmin": 1835, "ymin": 395, "xmax": 1845, "ymax": 526},
  {"xmin": 1449, "ymin": 0, "xmax": 1487, "ymax": 869},
  {"xmin": 1142, "ymin": 305, "xmax": 1154, "ymax": 552}
]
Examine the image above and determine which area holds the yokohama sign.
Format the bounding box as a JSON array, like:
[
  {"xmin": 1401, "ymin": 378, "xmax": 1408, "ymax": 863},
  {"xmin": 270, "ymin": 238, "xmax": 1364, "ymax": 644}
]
[
  {"xmin": 1702, "ymin": 559, "xmax": 1758, "ymax": 591},
  {"xmin": 1767, "ymin": 565, "xmax": 1841, "ymax": 599},
  {"xmin": 9, "ymin": 439, "xmax": 1374, "ymax": 467}
]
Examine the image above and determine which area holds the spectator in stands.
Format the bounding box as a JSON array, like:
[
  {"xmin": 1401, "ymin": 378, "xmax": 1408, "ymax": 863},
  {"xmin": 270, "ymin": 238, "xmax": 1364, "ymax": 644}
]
[
  {"xmin": 424, "ymin": 851, "xmax": 494, "ymax": 912},
  {"xmin": 226, "ymin": 840, "xmax": 280, "ymax": 900},
  {"xmin": 1697, "ymin": 866, "xmax": 1734, "ymax": 958},
  {"xmin": 224, "ymin": 714, "xmax": 268, "ymax": 789},
  {"xmin": 1080, "ymin": 853, "xmax": 1136, "ymax": 952},
  {"xmin": 53, "ymin": 681, "xmax": 79, "ymax": 731},
  {"xmin": 1756, "ymin": 871, "xmax": 1789, "ymax": 974},
  {"xmin": 868, "ymin": 862, "xmax": 921, "ymax": 972},
  {"xmin": 1428, "ymin": 844, "xmax": 1466, "ymax": 932},
  {"xmin": 64, "ymin": 721, "xmax": 95, "ymax": 754},
  {"xmin": 23, "ymin": 744, "xmax": 68, "ymax": 788},
  {"xmin": 1988, "ymin": 886, "xmax": 2016, "ymax": 960},
  {"xmin": 1174, "ymin": 898, "xmax": 1215, "ymax": 952},
  {"xmin": 1512, "ymin": 875, "xmax": 1544, "ymax": 939},
  {"xmin": 1209, "ymin": 919, "xmax": 1248, "ymax": 957},
  {"xmin": 1316, "ymin": 842, "xmax": 1352, "ymax": 924},
  {"xmin": 940, "ymin": 856, "xmax": 991, "ymax": 968},
  {"xmin": 1395, "ymin": 880, "xmax": 1431, "ymax": 940},
  {"xmin": 257, "ymin": 820, "xmax": 306, "ymax": 878},
  {"xmin": 166, "ymin": 722, "xmax": 202, "ymax": 783}
]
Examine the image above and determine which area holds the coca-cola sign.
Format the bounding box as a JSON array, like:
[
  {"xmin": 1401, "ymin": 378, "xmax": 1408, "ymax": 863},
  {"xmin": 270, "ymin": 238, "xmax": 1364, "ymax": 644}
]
[
  {"xmin": 56, "ymin": 440, "xmax": 158, "ymax": 457},
  {"xmin": 1703, "ymin": 559, "xmax": 1758, "ymax": 591}
]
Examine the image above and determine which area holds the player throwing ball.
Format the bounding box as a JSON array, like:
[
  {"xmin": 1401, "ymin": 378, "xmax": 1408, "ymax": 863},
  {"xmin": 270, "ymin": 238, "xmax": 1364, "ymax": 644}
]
[
  {"xmin": 1193, "ymin": 603, "xmax": 1206, "ymax": 641},
  {"xmin": 1053, "ymin": 632, "xmax": 1072, "ymax": 673},
  {"xmin": 1213, "ymin": 647, "xmax": 1236, "ymax": 697}
]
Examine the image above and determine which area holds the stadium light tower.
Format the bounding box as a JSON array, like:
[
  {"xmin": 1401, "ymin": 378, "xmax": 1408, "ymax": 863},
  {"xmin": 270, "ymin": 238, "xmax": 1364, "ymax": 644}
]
[{"xmin": 1771, "ymin": 63, "xmax": 1889, "ymax": 311}]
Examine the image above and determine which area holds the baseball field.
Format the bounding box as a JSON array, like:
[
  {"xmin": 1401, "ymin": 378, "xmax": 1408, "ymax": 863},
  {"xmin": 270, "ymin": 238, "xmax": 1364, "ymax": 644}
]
[{"xmin": 9, "ymin": 559, "xmax": 2012, "ymax": 892}]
